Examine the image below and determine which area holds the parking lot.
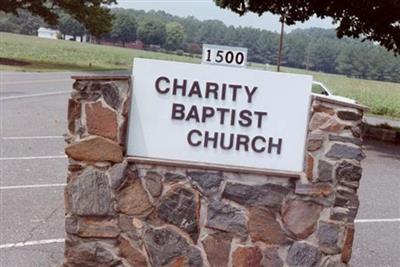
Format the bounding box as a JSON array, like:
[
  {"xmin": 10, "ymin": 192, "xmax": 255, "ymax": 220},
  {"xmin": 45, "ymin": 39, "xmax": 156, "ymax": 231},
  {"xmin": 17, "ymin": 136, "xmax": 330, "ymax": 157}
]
[{"xmin": 0, "ymin": 72, "xmax": 399, "ymax": 267}]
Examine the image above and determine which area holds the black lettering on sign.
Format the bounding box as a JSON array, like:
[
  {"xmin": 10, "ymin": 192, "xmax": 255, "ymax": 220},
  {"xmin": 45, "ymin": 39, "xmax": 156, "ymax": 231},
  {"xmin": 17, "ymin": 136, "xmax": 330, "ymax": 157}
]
[
  {"xmin": 236, "ymin": 52, "xmax": 244, "ymax": 64},
  {"xmin": 251, "ymin": 136, "xmax": 266, "ymax": 153},
  {"xmin": 220, "ymin": 83, "xmax": 227, "ymax": 100},
  {"xmin": 254, "ymin": 111, "xmax": 268, "ymax": 128},
  {"xmin": 173, "ymin": 78, "xmax": 187, "ymax": 96},
  {"xmin": 235, "ymin": 134, "xmax": 250, "ymax": 151},
  {"xmin": 225, "ymin": 51, "xmax": 234, "ymax": 63},
  {"xmin": 244, "ymin": 86, "xmax": 258, "ymax": 103},
  {"xmin": 220, "ymin": 133, "xmax": 234, "ymax": 150},
  {"xmin": 228, "ymin": 84, "xmax": 241, "ymax": 101},
  {"xmin": 238, "ymin": 109, "xmax": 252, "ymax": 127},
  {"xmin": 186, "ymin": 105, "xmax": 200, "ymax": 122},
  {"xmin": 230, "ymin": 109, "xmax": 236, "ymax": 126},
  {"xmin": 155, "ymin": 76, "xmax": 170, "ymax": 94},
  {"xmin": 201, "ymin": 106, "xmax": 215, "ymax": 123},
  {"xmin": 188, "ymin": 81, "xmax": 202, "ymax": 98},
  {"xmin": 216, "ymin": 108, "xmax": 229, "ymax": 125},
  {"xmin": 205, "ymin": 82, "xmax": 219, "ymax": 99},
  {"xmin": 204, "ymin": 131, "xmax": 218, "ymax": 148},
  {"xmin": 171, "ymin": 103, "xmax": 185, "ymax": 120},
  {"xmin": 268, "ymin": 137, "xmax": 282, "ymax": 155},
  {"xmin": 185, "ymin": 130, "xmax": 283, "ymax": 154},
  {"xmin": 187, "ymin": 129, "xmax": 202, "ymax": 146}
]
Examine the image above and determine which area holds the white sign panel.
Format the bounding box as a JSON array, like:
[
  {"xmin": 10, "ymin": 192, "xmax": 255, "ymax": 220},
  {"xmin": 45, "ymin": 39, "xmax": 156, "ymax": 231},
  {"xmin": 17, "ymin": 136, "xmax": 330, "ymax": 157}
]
[
  {"xmin": 128, "ymin": 58, "xmax": 312, "ymax": 173},
  {"xmin": 202, "ymin": 44, "xmax": 247, "ymax": 68}
]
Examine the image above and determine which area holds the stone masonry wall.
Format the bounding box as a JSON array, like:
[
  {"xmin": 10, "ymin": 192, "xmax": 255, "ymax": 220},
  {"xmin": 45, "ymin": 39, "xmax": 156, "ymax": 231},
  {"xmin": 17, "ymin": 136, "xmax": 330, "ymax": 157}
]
[{"xmin": 64, "ymin": 76, "xmax": 366, "ymax": 267}]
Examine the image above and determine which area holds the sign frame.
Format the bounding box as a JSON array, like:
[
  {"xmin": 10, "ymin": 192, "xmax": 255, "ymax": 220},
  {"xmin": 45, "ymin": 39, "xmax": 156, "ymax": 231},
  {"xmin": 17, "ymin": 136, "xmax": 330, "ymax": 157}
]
[{"xmin": 128, "ymin": 58, "xmax": 312, "ymax": 177}]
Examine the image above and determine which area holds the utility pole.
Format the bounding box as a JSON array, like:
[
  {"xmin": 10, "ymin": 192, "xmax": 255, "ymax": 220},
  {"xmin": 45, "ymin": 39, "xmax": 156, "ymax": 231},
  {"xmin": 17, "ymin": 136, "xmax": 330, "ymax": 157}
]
[{"xmin": 277, "ymin": 17, "xmax": 285, "ymax": 72}]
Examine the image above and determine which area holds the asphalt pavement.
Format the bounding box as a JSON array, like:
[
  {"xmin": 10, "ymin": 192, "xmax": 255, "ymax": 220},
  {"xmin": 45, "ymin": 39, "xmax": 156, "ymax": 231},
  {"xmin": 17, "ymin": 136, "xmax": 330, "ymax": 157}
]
[{"xmin": 0, "ymin": 71, "xmax": 399, "ymax": 267}]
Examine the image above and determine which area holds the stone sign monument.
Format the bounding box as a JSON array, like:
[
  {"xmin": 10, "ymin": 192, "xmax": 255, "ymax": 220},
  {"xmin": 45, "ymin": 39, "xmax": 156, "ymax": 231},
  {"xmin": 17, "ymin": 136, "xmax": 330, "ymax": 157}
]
[{"xmin": 64, "ymin": 59, "xmax": 367, "ymax": 267}]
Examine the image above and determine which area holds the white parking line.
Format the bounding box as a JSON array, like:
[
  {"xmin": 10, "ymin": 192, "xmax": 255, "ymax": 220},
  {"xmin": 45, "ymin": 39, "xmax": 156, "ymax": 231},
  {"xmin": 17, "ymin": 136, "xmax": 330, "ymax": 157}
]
[
  {"xmin": 355, "ymin": 218, "xmax": 400, "ymax": 223},
  {"xmin": 0, "ymin": 239, "xmax": 65, "ymax": 249},
  {"xmin": 0, "ymin": 90, "xmax": 70, "ymax": 100},
  {"xmin": 0, "ymin": 155, "xmax": 67, "ymax": 160},
  {"xmin": 1, "ymin": 135, "xmax": 64, "ymax": 140},
  {"xmin": 0, "ymin": 183, "xmax": 66, "ymax": 190}
]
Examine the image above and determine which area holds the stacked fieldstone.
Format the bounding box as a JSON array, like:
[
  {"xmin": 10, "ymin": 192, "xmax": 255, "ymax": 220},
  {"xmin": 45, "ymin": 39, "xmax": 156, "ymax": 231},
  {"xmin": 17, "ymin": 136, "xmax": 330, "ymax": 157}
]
[{"xmin": 64, "ymin": 76, "xmax": 366, "ymax": 267}]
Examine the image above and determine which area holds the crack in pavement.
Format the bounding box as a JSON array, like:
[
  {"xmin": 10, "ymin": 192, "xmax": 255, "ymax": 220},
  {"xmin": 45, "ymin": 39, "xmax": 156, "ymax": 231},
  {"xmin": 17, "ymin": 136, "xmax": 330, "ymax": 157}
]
[{"xmin": 21, "ymin": 204, "xmax": 63, "ymax": 244}]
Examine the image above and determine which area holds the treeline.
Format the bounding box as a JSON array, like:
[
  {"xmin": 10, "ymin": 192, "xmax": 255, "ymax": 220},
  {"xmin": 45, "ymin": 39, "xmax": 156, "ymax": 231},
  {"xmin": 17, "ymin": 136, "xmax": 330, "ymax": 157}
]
[{"xmin": 1, "ymin": 8, "xmax": 399, "ymax": 82}]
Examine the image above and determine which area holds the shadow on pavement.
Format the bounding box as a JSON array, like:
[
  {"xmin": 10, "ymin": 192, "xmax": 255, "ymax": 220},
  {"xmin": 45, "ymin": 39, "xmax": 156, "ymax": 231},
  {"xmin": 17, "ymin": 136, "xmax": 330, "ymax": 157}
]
[{"xmin": 363, "ymin": 139, "xmax": 400, "ymax": 161}]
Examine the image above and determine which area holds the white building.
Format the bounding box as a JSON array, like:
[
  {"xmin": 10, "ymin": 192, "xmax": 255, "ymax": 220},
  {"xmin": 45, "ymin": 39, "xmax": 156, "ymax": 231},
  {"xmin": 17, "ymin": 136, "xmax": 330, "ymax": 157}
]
[
  {"xmin": 37, "ymin": 27, "xmax": 59, "ymax": 39},
  {"xmin": 37, "ymin": 27, "xmax": 87, "ymax": 42}
]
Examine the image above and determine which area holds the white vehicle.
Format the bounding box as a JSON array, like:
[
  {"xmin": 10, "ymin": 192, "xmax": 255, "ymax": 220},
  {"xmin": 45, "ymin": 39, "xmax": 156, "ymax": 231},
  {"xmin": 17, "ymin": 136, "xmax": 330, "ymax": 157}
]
[{"xmin": 312, "ymin": 81, "xmax": 356, "ymax": 104}]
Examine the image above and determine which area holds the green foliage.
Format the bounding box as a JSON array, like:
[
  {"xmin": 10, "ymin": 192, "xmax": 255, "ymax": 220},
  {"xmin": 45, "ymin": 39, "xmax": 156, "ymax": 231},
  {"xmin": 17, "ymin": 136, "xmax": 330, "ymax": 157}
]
[
  {"xmin": 214, "ymin": 0, "xmax": 400, "ymax": 54},
  {"xmin": 59, "ymin": 14, "xmax": 85, "ymax": 40},
  {"xmin": 165, "ymin": 22, "xmax": 186, "ymax": 50},
  {"xmin": 137, "ymin": 18, "xmax": 166, "ymax": 46},
  {"xmin": 284, "ymin": 29, "xmax": 400, "ymax": 83},
  {"xmin": 2, "ymin": 8, "xmax": 400, "ymax": 83},
  {"xmin": 0, "ymin": 10, "xmax": 44, "ymax": 35},
  {"xmin": 0, "ymin": 15, "xmax": 22, "ymax": 33},
  {"xmin": 305, "ymin": 38, "xmax": 339, "ymax": 73},
  {"xmin": 110, "ymin": 12, "xmax": 137, "ymax": 46},
  {"xmin": 335, "ymin": 42, "xmax": 400, "ymax": 82},
  {"xmin": 335, "ymin": 46, "xmax": 354, "ymax": 76},
  {"xmin": 197, "ymin": 20, "xmax": 227, "ymax": 44},
  {"xmin": 0, "ymin": 0, "xmax": 115, "ymax": 37},
  {"xmin": 286, "ymin": 33, "xmax": 308, "ymax": 68},
  {"xmin": 84, "ymin": 6, "xmax": 114, "ymax": 38}
]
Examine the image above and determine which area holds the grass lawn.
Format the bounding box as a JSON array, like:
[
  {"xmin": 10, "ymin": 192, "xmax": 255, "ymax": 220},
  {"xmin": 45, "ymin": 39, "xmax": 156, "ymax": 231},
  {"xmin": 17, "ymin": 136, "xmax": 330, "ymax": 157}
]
[
  {"xmin": 254, "ymin": 64, "xmax": 400, "ymax": 119},
  {"xmin": 288, "ymin": 69, "xmax": 400, "ymax": 119},
  {"xmin": 0, "ymin": 32, "xmax": 199, "ymax": 72},
  {"xmin": 1, "ymin": 32, "xmax": 400, "ymax": 118}
]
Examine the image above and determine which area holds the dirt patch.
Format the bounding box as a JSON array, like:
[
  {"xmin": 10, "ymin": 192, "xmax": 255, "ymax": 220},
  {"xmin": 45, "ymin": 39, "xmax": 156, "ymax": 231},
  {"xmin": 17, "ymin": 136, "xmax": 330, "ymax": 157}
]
[{"xmin": 0, "ymin": 57, "xmax": 31, "ymax": 66}]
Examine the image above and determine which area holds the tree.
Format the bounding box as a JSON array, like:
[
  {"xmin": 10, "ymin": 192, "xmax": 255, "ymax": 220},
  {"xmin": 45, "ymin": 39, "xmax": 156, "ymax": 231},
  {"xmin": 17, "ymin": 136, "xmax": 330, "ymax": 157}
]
[
  {"xmin": 214, "ymin": 0, "xmax": 400, "ymax": 54},
  {"xmin": 137, "ymin": 18, "xmax": 166, "ymax": 46},
  {"xmin": 110, "ymin": 12, "xmax": 137, "ymax": 47},
  {"xmin": 305, "ymin": 38, "xmax": 339, "ymax": 73},
  {"xmin": 222, "ymin": 26, "xmax": 239, "ymax": 46},
  {"xmin": 59, "ymin": 14, "xmax": 86, "ymax": 41},
  {"xmin": 0, "ymin": 10, "xmax": 45, "ymax": 35},
  {"xmin": 286, "ymin": 32, "xmax": 308, "ymax": 68},
  {"xmin": 197, "ymin": 20, "xmax": 227, "ymax": 44},
  {"xmin": 336, "ymin": 43, "xmax": 373, "ymax": 79},
  {"xmin": 165, "ymin": 22, "xmax": 186, "ymax": 50},
  {"xmin": 235, "ymin": 27, "xmax": 263, "ymax": 62},
  {"xmin": 0, "ymin": 16, "xmax": 21, "ymax": 33},
  {"xmin": 180, "ymin": 16, "xmax": 202, "ymax": 43},
  {"xmin": 1, "ymin": 0, "xmax": 115, "ymax": 38},
  {"xmin": 255, "ymin": 31, "xmax": 279, "ymax": 64}
]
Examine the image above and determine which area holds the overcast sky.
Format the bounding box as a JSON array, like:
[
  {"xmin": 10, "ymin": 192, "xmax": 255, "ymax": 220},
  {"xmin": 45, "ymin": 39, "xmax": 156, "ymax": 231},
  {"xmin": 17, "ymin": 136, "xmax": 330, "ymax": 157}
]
[{"xmin": 114, "ymin": 0, "xmax": 334, "ymax": 33}]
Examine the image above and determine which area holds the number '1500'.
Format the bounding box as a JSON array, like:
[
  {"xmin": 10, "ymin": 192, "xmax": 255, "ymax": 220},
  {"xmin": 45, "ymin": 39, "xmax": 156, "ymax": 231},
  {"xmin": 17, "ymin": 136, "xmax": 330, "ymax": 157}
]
[{"xmin": 205, "ymin": 49, "xmax": 245, "ymax": 65}]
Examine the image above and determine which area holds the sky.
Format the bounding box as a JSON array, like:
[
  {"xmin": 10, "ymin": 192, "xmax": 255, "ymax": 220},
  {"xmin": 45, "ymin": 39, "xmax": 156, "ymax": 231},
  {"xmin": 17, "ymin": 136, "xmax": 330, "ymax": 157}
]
[{"xmin": 114, "ymin": 0, "xmax": 334, "ymax": 33}]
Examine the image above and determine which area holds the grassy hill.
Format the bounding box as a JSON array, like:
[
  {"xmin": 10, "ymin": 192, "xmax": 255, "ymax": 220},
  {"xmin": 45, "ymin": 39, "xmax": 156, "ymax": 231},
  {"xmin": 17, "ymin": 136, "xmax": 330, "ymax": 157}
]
[
  {"xmin": 1, "ymin": 32, "xmax": 399, "ymax": 118},
  {"xmin": 0, "ymin": 32, "xmax": 199, "ymax": 71}
]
